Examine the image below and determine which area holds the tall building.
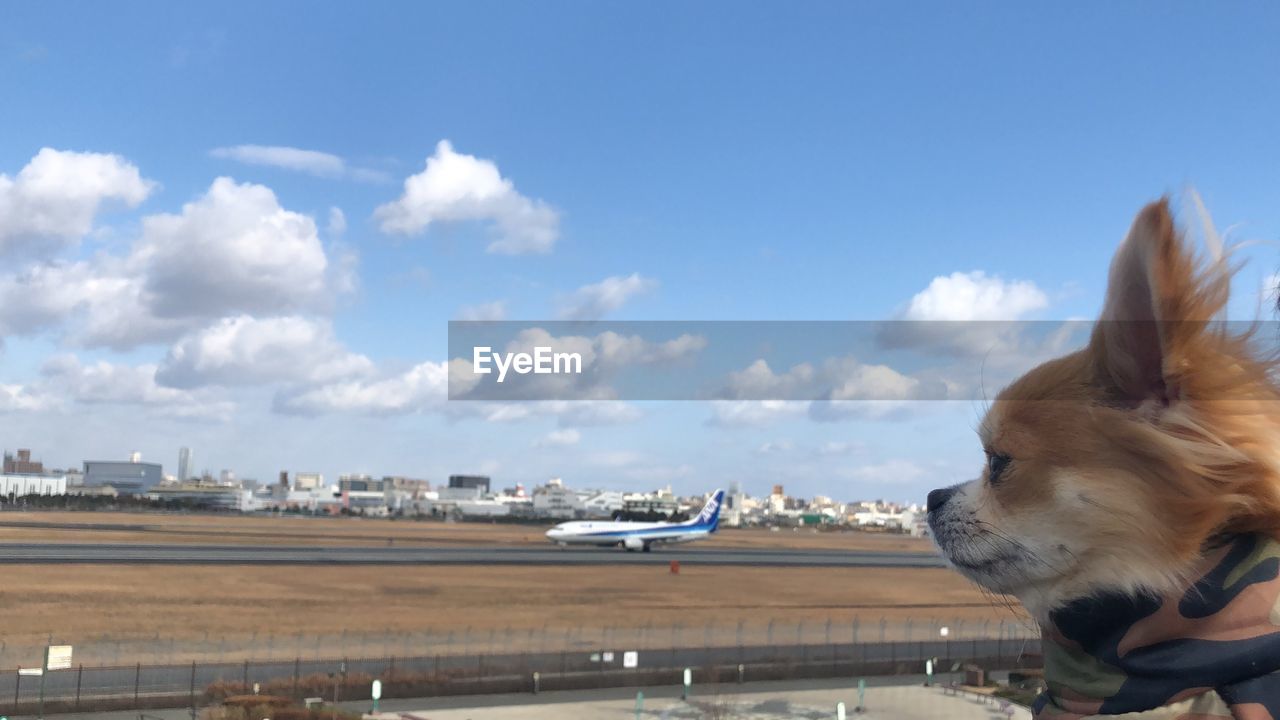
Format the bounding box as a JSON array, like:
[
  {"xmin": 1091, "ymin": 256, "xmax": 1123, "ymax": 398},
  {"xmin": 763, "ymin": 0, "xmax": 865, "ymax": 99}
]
[
  {"xmin": 177, "ymin": 447, "xmax": 191, "ymax": 481},
  {"xmin": 3, "ymin": 449, "xmax": 44, "ymax": 475},
  {"xmin": 448, "ymin": 475, "xmax": 491, "ymax": 493},
  {"xmin": 725, "ymin": 481, "xmax": 745, "ymax": 527}
]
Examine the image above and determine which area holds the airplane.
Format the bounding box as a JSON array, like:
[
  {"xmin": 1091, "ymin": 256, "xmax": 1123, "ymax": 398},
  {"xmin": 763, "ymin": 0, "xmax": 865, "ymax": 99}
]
[{"xmin": 544, "ymin": 489, "xmax": 725, "ymax": 552}]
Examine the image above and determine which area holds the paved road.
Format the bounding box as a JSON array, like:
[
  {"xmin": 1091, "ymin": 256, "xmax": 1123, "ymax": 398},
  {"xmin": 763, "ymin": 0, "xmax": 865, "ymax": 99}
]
[{"xmin": 0, "ymin": 542, "xmax": 944, "ymax": 567}]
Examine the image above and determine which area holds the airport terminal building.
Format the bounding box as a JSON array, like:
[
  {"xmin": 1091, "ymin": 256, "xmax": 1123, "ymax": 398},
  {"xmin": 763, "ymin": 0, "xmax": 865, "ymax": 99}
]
[{"xmin": 83, "ymin": 460, "xmax": 163, "ymax": 494}]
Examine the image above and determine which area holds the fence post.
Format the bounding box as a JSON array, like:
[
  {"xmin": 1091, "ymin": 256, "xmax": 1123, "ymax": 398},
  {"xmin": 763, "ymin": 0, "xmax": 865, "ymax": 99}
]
[
  {"xmin": 134, "ymin": 661, "xmax": 141, "ymax": 705},
  {"xmin": 294, "ymin": 657, "xmax": 301, "ymax": 698},
  {"xmin": 189, "ymin": 660, "xmax": 196, "ymax": 717},
  {"xmin": 75, "ymin": 663, "xmax": 83, "ymax": 710},
  {"xmin": 242, "ymin": 659, "xmax": 248, "ymax": 691},
  {"xmin": 737, "ymin": 620, "xmax": 744, "ymax": 667},
  {"xmin": 826, "ymin": 618, "xmax": 834, "ymax": 671},
  {"xmin": 15, "ymin": 667, "xmax": 21, "ymax": 716}
]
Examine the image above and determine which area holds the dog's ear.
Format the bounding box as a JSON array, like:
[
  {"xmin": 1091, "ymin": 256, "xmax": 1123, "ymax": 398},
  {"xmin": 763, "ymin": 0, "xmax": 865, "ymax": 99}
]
[{"xmin": 1091, "ymin": 199, "xmax": 1221, "ymax": 406}]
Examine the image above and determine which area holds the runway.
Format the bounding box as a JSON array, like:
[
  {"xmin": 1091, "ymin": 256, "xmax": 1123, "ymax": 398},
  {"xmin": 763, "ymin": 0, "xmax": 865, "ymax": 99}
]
[{"xmin": 0, "ymin": 542, "xmax": 945, "ymax": 567}]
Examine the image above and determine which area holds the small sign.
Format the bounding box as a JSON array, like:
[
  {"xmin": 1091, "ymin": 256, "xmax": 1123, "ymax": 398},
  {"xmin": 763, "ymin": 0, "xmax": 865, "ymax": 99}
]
[
  {"xmin": 602, "ymin": 652, "xmax": 614, "ymax": 662},
  {"xmin": 590, "ymin": 652, "xmax": 601, "ymax": 662},
  {"xmin": 623, "ymin": 651, "xmax": 638, "ymax": 668},
  {"xmin": 837, "ymin": 701, "xmax": 847, "ymax": 720},
  {"xmin": 683, "ymin": 668, "xmax": 692, "ymax": 686},
  {"xmin": 371, "ymin": 679, "xmax": 382, "ymax": 700},
  {"xmin": 18, "ymin": 668, "xmax": 43, "ymax": 676},
  {"xmin": 46, "ymin": 645, "xmax": 73, "ymax": 671},
  {"xmin": 939, "ymin": 626, "xmax": 950, "ymax": 637}
]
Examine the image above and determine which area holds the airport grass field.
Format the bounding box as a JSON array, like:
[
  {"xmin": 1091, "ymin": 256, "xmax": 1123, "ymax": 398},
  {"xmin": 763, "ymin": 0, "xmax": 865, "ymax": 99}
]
[
  {"xmin": 0, "ymin": 509, "xmax": 932, "ymax": 551},
  {"xmin": 0, "ymin": 511, "xmax": 1029, "ymax": 663}
]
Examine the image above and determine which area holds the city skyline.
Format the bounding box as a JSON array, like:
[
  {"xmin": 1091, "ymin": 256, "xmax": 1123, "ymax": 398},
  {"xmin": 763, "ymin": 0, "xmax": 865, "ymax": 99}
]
[{"xmin": 3, "ymin": 5, "xmax": 1280, "ymax": 501}]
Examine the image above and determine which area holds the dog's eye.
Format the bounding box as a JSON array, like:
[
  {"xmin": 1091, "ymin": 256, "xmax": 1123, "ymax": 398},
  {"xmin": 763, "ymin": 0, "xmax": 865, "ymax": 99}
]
[{"xmin": 987, "ymin": 453, "xmax": 1011, "ymax": 484}]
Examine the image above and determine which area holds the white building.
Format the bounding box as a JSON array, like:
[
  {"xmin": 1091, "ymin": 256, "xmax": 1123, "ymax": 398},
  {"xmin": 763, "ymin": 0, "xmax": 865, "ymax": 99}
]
[
  {"xmin": 293, "ymin": 472, "xmax": 324, "ymax": 490},
  {"xmin": 533, "ymin": 484, "xmax": 583, "ymax": 518},
  {"xmin": 150, "ymin": 481, "xmax": 255, "ymax": 511},
  {"xmin": 342, "ymin": 490, "xmax": 389, "ymax": 516},
  {"xmin": 0, "ymin": 473, "xmax": 67, "ymax": 497},
  {"xmin": 454, "ymin": 499, "xmax": 512, "ymax": 517},
  {"xmin": 580, "ymin": 491, "xmax": 625, "ymax": 517}
]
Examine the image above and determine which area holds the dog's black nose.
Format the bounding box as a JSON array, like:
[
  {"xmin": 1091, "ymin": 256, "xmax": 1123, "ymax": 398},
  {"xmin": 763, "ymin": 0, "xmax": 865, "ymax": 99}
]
[{"xmin": 927, "ymin": 486, "xmax": 958, "ymax": 513}]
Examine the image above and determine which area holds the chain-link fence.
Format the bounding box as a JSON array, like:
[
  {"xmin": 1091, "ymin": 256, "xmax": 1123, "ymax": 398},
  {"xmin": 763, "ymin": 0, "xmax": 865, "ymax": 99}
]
[
  {"xmin": 0, "ymin": 616, "xmax": 1038, "ymax": 667},
  {"xmin": 0, "ymin": 617, "xmax": 1042, "ymax": 717}
]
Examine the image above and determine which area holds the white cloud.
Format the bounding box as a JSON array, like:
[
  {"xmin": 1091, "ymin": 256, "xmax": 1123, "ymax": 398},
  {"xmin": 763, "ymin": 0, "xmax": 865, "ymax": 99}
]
[
  {"xmin": 348, "ymin": 167, "xmax": 393, "ymax": 184},
  {"xmin": 0, "ymin": 148, "xmax": 154, "ymax": 258},
  {"xmin": 535, "ymin": 428, "xmax": 581, "ymax": 447},
  {"xmin": 274, "ymin": 360, "xmax": 450, "ymax": 415},
  {"xmin": 594, "ymin": 329, "xmax": 703, "ymax": 364},
  {"xmin": 547, "ymin": 401, "xmax": 643, "ymax": 427},
  {"xmin": 40, "ymin": 355, "xmax": 233, "ymax": 421},
  {"xmin": 210, "ymin": 145, "xmax": 391, "ymax": 184},
  {"xmin": 557, "ymin": 273, "xmax": 657, "ymax": 321},
  {"xmin": 374, "ymin": 141, "xmax": 560, "ymax": 254},
  {"xmin": 723, "ymin": 360, "xmax": 816, "ymax": 399},
  {"xmin": 756, "ymin": 439, "xmax": 795, "ymax": 454},
  {"xmin": 900, "ymin": 271, "xmax": 1047, "ymax": 321},
  {"xmin": 451, "ymin": 327, "xmax": 705, "ymax": 401},
  {"xmin": 0, "ymin": 176, "xmax": 353, "ymax": 351},
  {"xmin": 327, "ymin": 207, "xmax": 347, "ymax": 237},
  {"xmin": 210, "ymin": 145, "xmax": 345, "ymax": 178},
  {"xmin": 157, "ymin": 316, "xmax": 373, "ymax": 388},
  {"xmin": 443, "ymin": 399, "xmax": 643, "ymax": 428},
  {"xmin": 0, "ymin": 383, "xmax": 56, "ymax": 412},
  {"xmin": 138, "ymin": 177, "xmax": 332, "ymax": 321},
  {"xmin": 457, "ymin": 301, "xmax": 507, "ymax": 322},
  {"xmin": 707, "ymin": 400, "xmax": 807, "ymax": 428},
  {"xmin": 816, "ymin": 440, "xmax": 862, "ymax": 456},
  {"xmin": 720, "ymin": 357, "xmax": 932, "ymax": 402},
  {"xmin": 880, "ymin": 271, "xmax": 1068, "ymax": 358},
  {"xmin": 0, "ymin": 258, "xmax": 187, "ymax": 348}
]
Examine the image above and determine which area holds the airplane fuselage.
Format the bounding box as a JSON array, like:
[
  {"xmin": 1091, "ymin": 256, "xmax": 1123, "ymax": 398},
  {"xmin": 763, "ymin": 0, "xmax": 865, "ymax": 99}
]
[
  {"xmin": 545, "ymin": 489, "xmax": 724, "ymax": 551},
  {"xmin": 545, "ymin": 520, "xmax": 711, "ymax": 549}
]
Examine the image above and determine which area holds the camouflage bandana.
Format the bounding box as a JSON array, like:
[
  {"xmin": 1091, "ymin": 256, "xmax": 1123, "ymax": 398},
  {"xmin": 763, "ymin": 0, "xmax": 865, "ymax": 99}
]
[{"xmin": 1033, "ymin": 533, "xmax": 1280, "ymax": 720}]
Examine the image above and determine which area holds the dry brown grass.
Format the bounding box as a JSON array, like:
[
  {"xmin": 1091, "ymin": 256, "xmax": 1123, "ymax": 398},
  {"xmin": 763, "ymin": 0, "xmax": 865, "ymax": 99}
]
[
  {"xmin": 0, "ymin": 563, "xmax": 1019, "ymax": 648},
  {"xmin": 0, "ymin": 512, "xmax": 1018, "ymax": 666}
]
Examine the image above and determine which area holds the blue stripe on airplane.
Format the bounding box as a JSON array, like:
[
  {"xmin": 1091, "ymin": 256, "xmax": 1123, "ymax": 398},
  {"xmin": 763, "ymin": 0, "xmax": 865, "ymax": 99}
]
[{"xmin": 577, "ymin": 527, "xmax": 712, "ymax": 538}]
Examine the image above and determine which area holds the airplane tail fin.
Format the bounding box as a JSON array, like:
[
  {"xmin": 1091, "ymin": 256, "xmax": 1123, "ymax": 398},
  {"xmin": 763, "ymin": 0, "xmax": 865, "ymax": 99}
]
[{"xmin": 690, "ymin": 489, "xmax": 725, "ymax": 531}]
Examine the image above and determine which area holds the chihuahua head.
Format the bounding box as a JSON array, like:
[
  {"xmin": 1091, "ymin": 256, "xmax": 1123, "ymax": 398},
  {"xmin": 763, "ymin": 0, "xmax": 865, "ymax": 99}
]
[{"xmin": 927, "ymin": 200, "xmax": 1280, "ymax": 620}]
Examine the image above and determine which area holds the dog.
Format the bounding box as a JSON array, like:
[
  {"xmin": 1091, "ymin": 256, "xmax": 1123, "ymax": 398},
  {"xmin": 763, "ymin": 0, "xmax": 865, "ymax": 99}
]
[{"xmin": 927, "ymin": 200, "xmax": 1280, "ymax": 719}]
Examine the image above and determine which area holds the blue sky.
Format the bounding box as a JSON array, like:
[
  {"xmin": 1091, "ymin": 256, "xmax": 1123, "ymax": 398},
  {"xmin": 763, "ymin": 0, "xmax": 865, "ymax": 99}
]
[{"xmin": 2, "ymin": 3, "xmax": 1279, "ymax": 501}]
